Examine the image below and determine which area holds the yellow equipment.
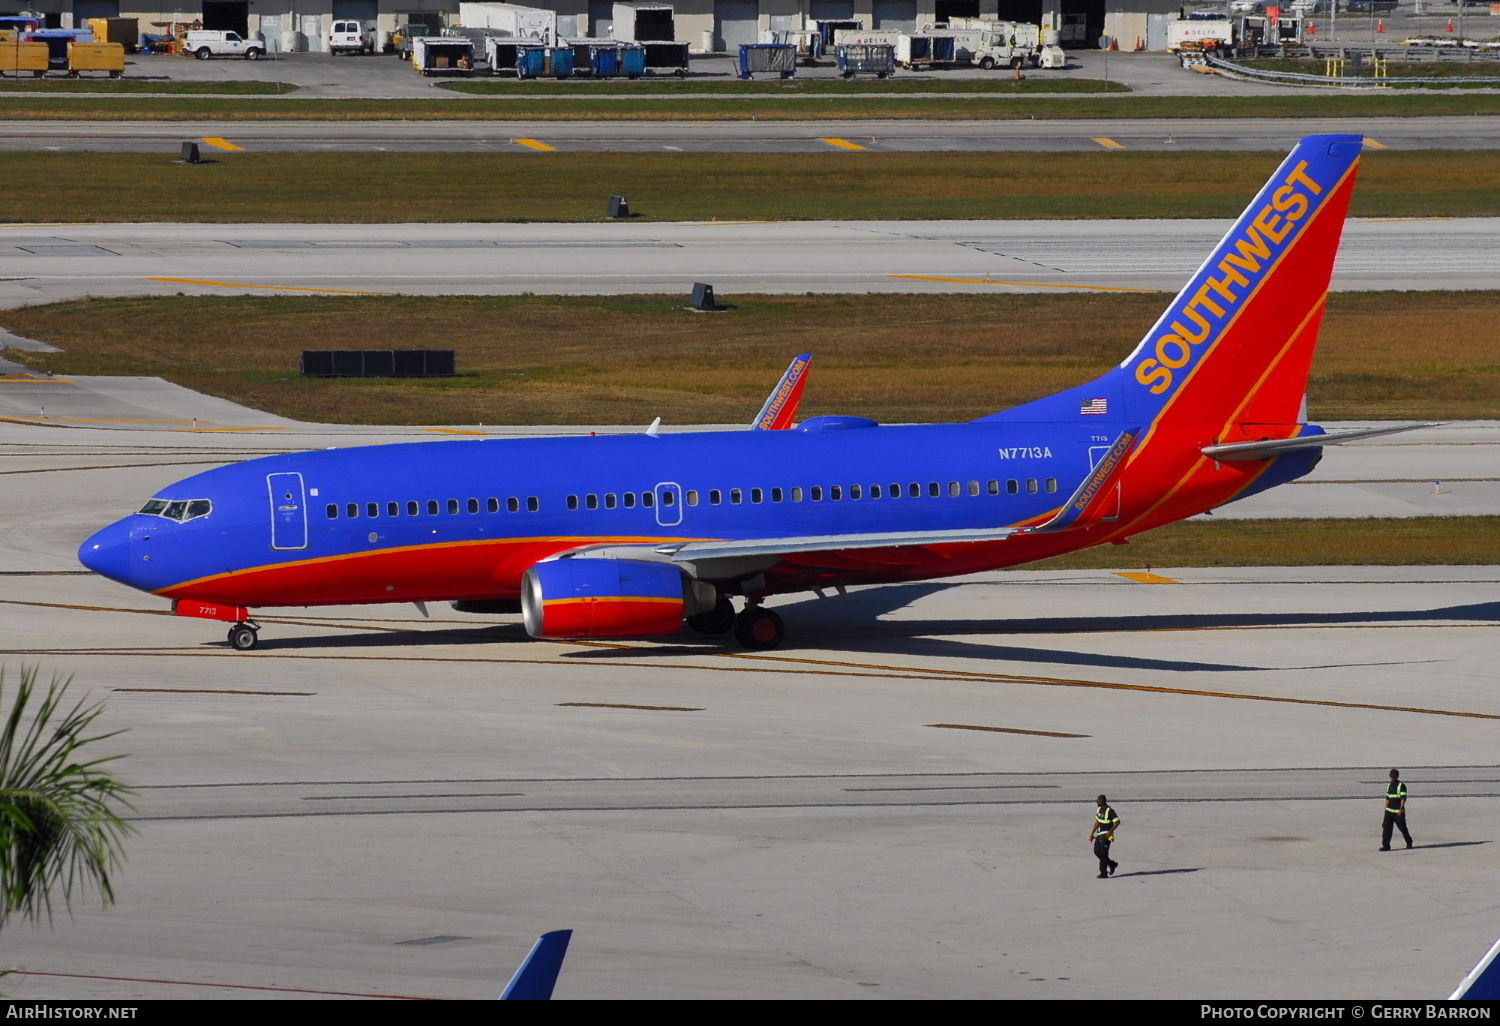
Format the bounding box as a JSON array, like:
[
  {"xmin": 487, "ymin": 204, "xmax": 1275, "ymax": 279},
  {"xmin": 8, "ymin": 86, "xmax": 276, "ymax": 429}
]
[
  {"xmin": 67, "ymin": 41, "xmax": 126, "ymax": 79},
  {"xmin": 0, "ymin": 41, "xmax": 49, "ymax": 78}
]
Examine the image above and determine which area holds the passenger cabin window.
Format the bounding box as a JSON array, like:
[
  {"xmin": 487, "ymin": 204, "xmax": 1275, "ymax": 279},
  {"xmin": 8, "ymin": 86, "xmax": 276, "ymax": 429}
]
[
  {"xmin": 605, "ymin": 493, "xmax": 617, "ymax": 510},
  {"xmin": 327, "ymin": 504, "xmax": 338, "ymax": 519},
  {"xmin": 850, "ymin": 485, "xmax": 861, "ymax": 500},
  {"xmin": 624, "ymin": 492, "xmax": 637, "ymax": 509},
  {"xmin": 830, "ymin": 485, "xmax": 842, "ymax": 501},
  {"xmin": 427, "ymin": 500, "xmax": 439, "ymax": 515},
  {"xmin": 527, "ymin": 497, "xmax": 540, "ymax": 512},
  {"xmin": 387, "ymin": 501, "xmax": 399, "ymax": 517},
  {"xmin": 870, "ymin": 484, "xmax": 882, "ymax": 499},
  {"xmin": 771, "ymin": 487, "xmax": 784, "ymax": 502},
  {"xmin": 641, "ymin": 492, "xmax": 654, "ymax": 508},
  {"xmin": 408, "ymin": 500, "xmax": 419, "ymax": 516},
  {"xmin": 1006, "ymin": 480, "xmax": 1019, "ymax": 495},
  {"xmin": 1046, "ymin": 478, "xmax": 1059, "ymax": 493},
  {"xmin": 346, "ymin": 502, "xmax": 359, "ymax": 518},
  {"xmin": 367, "ymin": 502, "xmax": 379, "ymax": 518},
  {"xmin": 507, "ymin": 497, "xmax": 519, "ymax": 513},
  {"xmin": 448, "ymin": 499, "xmax": 460, "ymax": 515},
  {"xmin": 810, "ymin": 486, "xmax": 823, "ymax": 501},
  {"xmin": 685, "ymin": 491, "xmax": 699, "ymax": 506},
  {"xmin": 730, "ymin": 489, "xmax": 742, "ymax": 504},
  {"xmin": 586, "ymin": 494, "xmax": 598, "ymax": 510},
  {"xmin": 567, "ymin": 495, "xmax": 579, "ymax": 511},
  {"xmin": 1027, "ymin": 478, "xmax": 1039, "ymax": 494},
  {"xmin": 968, "ymin": 481, "xmax": 980, "ymax": 496},
  {"xmin": 710, "ymin": 489, "xmax": 722, "ymax": 505},
  {"xmin": 467, "ymin": 498, "xmax": 480, "ymax": 514},
  {"xmin": 908, "ymin": 483, "xmax": 920, "ymax": 498},
  {"xmin": 488, "ymin": 498, "xmax": 500, "ymax": 513},
  {"xmin": 751, "ymin": 488, "xmax": 763, "ymax": 503},
  {"xmin": 791, "ymin": 487, "xmax": 804, "ymax": 502},
  {"xmin": 988, "ymin": 480, "xmax": 1000, "ymax": 495},
  {"xmin": 661, "ymin": 491, "xmax": 675, "ymax": 508}
]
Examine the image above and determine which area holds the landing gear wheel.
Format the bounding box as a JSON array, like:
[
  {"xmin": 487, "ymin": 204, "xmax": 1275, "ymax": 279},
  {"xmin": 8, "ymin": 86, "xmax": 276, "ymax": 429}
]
[
  {"xmin": 687, "ymin": 596, "xmax": 736, "ymax": 635},
  {"xmin": 227, "ymin": 623, "xmax": 259, "ymax": 651},
  {"xmin": 733, "ymin": 608, "xmax": 784, "ymax": 650}
]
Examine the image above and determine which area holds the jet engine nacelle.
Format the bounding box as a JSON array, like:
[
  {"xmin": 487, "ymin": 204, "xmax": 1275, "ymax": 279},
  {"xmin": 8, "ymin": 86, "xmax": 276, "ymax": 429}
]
[{"xmin": 521, "ymin": 558, "xmax": 717, "ymax": 640}]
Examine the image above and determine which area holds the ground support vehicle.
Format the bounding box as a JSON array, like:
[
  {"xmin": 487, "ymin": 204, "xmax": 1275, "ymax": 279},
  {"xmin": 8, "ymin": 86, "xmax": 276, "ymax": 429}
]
[
  {"xmin": 641, "ymin": 41, "xmax": 689, "ymax": 75},
  {"xmin": 1167, "ymin": 16, "xmax": 1234, "ymax": 53},
  {"xmin": 412, "ymin": 36, "xmax": 475, "ymax": 74},
  {"xmin": 328, "ymin": 19, "xmax": 376, "ymax": 54},
  {"xmin": 737, "ymin": 42, "xmax": 795, "ymax": 78},
  {"xmin": 515, "ymin": 43, "xmax": 574, "ymax": 77},
  {"xmin": 814, "ymin": 19, "xmax": 861, "ymax": 49},
  {"xmin": 457, "ymin": 2, "xmax": 556, "ymax": 46},
  {"xmin": 835, "ymin": 42, "xmax": 893, "ymax": 77},
  {"xmin": 184, "ymin": 30, "xmax": 264, "ymax": 60},
  {"xmin": 0, "ymin": 40, "xmax": 47, "ymax": 77},
  {"xmin": 66, "ymin": 41, "xmax": 125, "ymax": 78},
  {"xmin": 393, "ymin": 23, "xmax": 438, "ymax": 59},
  {"xmin": 84, "ymin": 17, "xmax": 138, "ymax": 53}
]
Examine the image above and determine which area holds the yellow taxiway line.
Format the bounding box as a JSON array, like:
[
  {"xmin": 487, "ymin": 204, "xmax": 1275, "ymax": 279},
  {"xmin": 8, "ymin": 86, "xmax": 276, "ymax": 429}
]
[
  {"xmin": 201, "ymin": 137, "xmax": 245, "ymax": 152},
  {"xmin": 820, "ymin": 137, "xmax": 868, "ymax": 151},
  {"xmin": 1091, "ymin": 137, "xmax": 1127, "ymax": 150},
  {"xmin": 514, "ymin": 138, "xmax": 557, "ymax": 151}
]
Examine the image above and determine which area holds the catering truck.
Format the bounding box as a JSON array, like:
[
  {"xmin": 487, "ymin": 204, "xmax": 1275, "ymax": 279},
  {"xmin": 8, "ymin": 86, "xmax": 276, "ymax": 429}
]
[{"xmin": 457, "ymin": 2, "xmax": 557, "ymax": 46}]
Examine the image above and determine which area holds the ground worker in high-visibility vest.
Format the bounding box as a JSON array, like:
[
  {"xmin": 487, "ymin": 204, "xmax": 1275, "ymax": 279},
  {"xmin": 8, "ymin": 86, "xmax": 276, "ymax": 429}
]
[
  {"xmin": 1381, "ymin": 768, "xmax": 1413, "ymax": 851},
  {"xmin": 1089, "ymin": 794, "xmax": 1121, "ymax": 878}
]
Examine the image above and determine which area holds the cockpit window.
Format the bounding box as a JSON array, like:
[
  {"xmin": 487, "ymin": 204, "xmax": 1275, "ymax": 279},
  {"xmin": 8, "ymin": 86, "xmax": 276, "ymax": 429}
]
[{"xmin": 137, "ymin": 498, "xmax": 212, "ymax": 522}]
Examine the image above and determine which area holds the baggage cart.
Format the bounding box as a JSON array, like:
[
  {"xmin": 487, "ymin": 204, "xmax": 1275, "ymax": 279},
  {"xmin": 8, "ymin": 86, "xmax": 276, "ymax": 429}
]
[
  {"xmin": 25, "ymin": 29, "xmax": 94, "ymax": 68},
  {"xmin": 515, "ymin": 43, "xmax": 573, "ymax": 77},
  {"xmin": 770, "ymin": 28, "xmax": 823, "ymax": 63},
  {"xmin": 485, "ymin": 34, "xmax": 544, "ymax": 74},
  {"xmin": 836, "ymin": 43, "xmax": 894, "ymax": 78},
  {"xmin": 0, "ymin": 41, "xmax": 49, "ymax": 77},
  {"xmin": 412, "ymin": 36, "xmax": 474, "ymax": 75},
  {"xmin": 642, "ymin": 40, "xmax": 689, "ymax": 75},
  {"xmin": 737, "ymin": 42, "xmax": 795, "ymax": 78},
  {"xmin": 570, "ymin": 41, "xmax": 643, "ymax": 78},
  {"xmin": 67, "ymin": 41, "xmax": 126, "ymax": 78}
]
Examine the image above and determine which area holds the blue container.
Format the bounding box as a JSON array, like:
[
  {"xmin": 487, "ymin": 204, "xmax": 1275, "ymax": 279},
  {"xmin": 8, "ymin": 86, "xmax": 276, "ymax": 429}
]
[
  {"xmin": 517, "ymin": 45, "xmax": 573, "ymax": 79},
  {"xmin": 619, "ymin": 44, "xmax": 645, "ymax": 77},
  {"xmin": 593, "ymin": 45, "xmax": 619, "ymax": 76}
]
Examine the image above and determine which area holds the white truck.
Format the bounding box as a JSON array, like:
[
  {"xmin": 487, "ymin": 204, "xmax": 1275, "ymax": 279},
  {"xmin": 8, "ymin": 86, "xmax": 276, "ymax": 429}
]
[
  {"xmin": 457, "ymin": 2, "xmax": 556, "ymax": 46},
  {"xmin": 183, "ymin": 29, "xmax": 265, "ymax": 60},
  {"xmin": 328, "ymin": 19, "xmax": 376, "ymax": 55}
]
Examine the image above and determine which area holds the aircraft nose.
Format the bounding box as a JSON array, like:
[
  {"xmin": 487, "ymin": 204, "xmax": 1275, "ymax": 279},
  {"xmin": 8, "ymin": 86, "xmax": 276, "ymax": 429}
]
[{"xmin": 78, "ymin": 520, "xmax": 137, "ymax": 586}]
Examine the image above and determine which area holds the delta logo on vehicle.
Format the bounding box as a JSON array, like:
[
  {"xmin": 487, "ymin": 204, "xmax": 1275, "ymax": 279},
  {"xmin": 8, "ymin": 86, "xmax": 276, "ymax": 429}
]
[{"xmin": 1132, "ymin": 159, "xmax": 1328, "ymax": 398}]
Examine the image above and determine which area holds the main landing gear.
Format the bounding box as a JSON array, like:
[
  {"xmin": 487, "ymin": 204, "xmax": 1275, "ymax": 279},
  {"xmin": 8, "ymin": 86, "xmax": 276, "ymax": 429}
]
[
  {"xmin": 227, "ymin": 621, "xmax": 260, "ymax": 651},
  {"xmin": 686, "ymin": 596, "xmax": 785, "ymax": 650}
]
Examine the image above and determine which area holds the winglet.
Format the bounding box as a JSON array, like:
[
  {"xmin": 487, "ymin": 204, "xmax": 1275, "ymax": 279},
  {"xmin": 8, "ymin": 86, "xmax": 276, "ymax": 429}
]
[
  {"xmin": 1025, "ymin": 427, "xmax": 1141, "ymax": 534},
  {"xmin": 499, "ymin": 929, "xmax": 573, "ymax": 1000},
  {"xmin": 752, "ymin": 353, "xmax": 813, "ymax": 430}
]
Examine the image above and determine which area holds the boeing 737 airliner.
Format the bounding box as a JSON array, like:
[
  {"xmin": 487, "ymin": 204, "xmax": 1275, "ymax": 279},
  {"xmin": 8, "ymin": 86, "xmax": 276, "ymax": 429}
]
[{"xmin": 80, "ymin": 134, "xmax": 1414, "ymax": 652}]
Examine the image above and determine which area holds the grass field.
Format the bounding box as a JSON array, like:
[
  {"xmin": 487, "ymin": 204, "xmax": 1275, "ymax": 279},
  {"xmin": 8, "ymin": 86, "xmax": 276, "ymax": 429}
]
[
  {"xmin": 1027, "ymin": 516, "xmax": 1500, "ymax": 570},
  {"xmin": 5, "ymin": 291, "xmax": 1494, "ymax": 426},
  {"xmin": 10, "ymin": 149, "xmax": 1497, "ymax": 223},
  {"xmin": 0, "ymin": 91, "xmax": 1493, "ymax": 120}
]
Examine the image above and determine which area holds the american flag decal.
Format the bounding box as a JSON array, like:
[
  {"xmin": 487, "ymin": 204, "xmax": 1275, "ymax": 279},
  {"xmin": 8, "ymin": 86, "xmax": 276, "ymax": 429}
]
[{"xmin": 1080, "ymin": 398, "xmax": 1108, "ymax": 415}]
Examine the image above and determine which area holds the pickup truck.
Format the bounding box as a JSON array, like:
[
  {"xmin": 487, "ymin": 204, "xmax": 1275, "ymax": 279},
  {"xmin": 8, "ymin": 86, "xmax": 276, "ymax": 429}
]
[{"xmin": 183, "ymin": 29, "xmax": 264, "ymax": 60}]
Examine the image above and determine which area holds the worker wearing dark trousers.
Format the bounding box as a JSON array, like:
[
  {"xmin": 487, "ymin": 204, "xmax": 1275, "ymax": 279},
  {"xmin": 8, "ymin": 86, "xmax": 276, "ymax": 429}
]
[
  {"xmin": 1381, "ymin": 768, "xmax": 1413, "ymax": 851},
  {"xmin": 1090, "ymin": 795, "xmax": 1120, "ymax": 878}
]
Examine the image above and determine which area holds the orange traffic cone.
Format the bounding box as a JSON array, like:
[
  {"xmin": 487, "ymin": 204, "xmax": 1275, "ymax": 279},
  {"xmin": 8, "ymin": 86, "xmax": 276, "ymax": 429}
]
[
  {"xmin": 1014, "ymin": 64, "xmax": 1022, "ymax": 80},
  {"xmin": 1109, "ymin": 36, "xmax": 1117, "ymax": 50},
  {"xmin": 1447, "ymin": 17, "xmax": 1454, "ymax": 31},
  {"xmin": 1376, "ymin": 18, "xmax": 1384, "ymax": 31},
  {"xmin": 1307, "ymin": 19, "xmax": 1316, "ymax": 35}
]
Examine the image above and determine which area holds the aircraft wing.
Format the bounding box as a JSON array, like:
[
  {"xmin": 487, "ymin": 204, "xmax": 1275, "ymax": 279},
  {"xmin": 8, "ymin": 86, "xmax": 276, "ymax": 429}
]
[
  {"xmin": 1202, "ymin": 423, "xmax": 1435, "ymax": 461},
  {"xmin": 751, "ymin": 353, "xmax": 813, "ymax": 430},
  {"xmin": 657, "ymin": 427, "xmax": 1140, "ymax": 565}
]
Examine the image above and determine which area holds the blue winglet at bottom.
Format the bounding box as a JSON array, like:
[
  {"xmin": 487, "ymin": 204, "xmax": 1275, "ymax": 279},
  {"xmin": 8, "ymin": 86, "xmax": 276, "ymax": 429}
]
[{"xmin": 500, "ymin": 929, "xmax": 573, "ymax": 1000}]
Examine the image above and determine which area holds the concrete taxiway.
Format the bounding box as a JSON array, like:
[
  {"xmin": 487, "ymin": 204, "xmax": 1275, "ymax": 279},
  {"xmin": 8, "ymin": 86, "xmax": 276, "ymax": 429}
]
[
  {"xmin": 2, "ymin": 217, "xmax": 1495, "ymax": 306},
  {"xmin": 4, "ymin": 114, "xmax": 1496, "ymax": 153}
]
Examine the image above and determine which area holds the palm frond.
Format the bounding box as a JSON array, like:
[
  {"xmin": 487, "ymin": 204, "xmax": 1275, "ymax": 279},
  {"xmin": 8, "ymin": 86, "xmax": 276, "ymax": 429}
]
[{"xmin": 0, "ymin": 666, "xmax": 135, "ymax": 929}]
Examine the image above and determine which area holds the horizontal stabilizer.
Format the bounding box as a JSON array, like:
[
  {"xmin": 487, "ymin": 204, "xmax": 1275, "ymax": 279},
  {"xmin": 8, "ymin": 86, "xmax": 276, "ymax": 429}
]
[
  {"xmin": 1202, "ymin": 423, "xmax": 1435, "ymax": 461},
  {"xmin": 1023, "ymin": 427, "xmax": 1139, "ymax": 534},
  {"xmin": 752, "ymin": 353, "xmax": 813, "ymax": 430},
  {"xmin": 1451, "ymin": 935, "xmax": 1500, "ymax": 1001}
]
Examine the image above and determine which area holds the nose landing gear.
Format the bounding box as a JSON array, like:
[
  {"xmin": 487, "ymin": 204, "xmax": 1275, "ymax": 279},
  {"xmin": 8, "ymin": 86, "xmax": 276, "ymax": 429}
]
[{"xmin": 227, "ymin": 622, "xmax": 260, "ymax": 651}]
